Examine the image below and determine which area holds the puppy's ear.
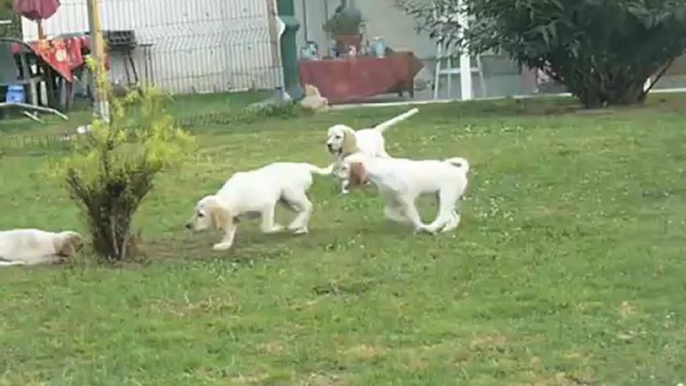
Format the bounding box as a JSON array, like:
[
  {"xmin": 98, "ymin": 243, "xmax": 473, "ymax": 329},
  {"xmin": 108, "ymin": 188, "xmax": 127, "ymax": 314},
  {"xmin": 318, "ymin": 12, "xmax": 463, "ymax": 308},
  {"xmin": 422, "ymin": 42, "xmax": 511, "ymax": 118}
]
[
  {"xmin": 208, "ymin": 200, "xmax": 233, "ymax": 231},
  {"xmin": 55, "ymin": 232, "xmax": 84, "ymax": 257},
  {"xmin": 341, "ymin": 127, "xmax": 357, "ymax": 155},
  {"xmin": 348, "ymin": 162, "xmax": 369, "ymax": 186}
]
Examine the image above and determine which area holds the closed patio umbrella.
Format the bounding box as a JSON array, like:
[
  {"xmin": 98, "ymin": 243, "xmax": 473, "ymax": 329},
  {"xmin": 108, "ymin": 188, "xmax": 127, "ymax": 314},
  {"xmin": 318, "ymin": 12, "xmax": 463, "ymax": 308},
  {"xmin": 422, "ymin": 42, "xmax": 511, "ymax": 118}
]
[{"xmin": 14, "ymin": 0, "xmax": 61, "ymax": 39}]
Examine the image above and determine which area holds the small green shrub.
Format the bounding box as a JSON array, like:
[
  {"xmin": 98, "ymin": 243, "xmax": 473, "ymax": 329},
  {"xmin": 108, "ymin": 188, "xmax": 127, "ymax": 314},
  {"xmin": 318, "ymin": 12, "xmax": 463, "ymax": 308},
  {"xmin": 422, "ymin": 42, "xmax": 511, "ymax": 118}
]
[{"xmin": 58, "ymin": 68, "xmax": 195, "ymax": 262}]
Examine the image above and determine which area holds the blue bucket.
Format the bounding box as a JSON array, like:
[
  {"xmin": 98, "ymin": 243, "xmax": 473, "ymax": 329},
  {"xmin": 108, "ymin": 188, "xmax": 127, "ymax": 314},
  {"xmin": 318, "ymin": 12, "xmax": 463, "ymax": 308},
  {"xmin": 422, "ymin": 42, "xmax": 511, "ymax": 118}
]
[{"xmin": 5, "ymin": 84, "xmax": 25, "ymax": 104}]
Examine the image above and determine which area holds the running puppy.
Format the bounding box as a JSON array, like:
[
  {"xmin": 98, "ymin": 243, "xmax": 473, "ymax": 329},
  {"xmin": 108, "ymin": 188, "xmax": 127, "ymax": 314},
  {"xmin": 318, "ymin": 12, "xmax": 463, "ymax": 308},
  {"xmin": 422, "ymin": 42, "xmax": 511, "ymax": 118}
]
[
  {"xmin": 185, "ymin": 162, "xmax": 334, "ymax": 251},
  {"xmin": 326, "ymin": 107, "xmax": 419, "ymax": 193},
  {"xmin": 341, "ymin": 153, "xmax": 470, "ymax": 234}
]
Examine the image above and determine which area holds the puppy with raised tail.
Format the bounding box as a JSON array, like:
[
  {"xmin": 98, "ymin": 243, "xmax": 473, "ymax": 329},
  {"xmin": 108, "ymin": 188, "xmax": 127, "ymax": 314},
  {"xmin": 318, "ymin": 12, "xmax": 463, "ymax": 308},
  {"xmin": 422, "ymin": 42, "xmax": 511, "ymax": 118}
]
[
  {"xmin": 185, "ymin": 162, "xmax": 334, "ymax": 251},
  {"xmin": 342, "ymin": 153, "xmax": 470, "ymax": 234},
  {"xmin": 326, "ymin": 107, "xmax": 419, "ymax": 193},
  {"xmin": 0, "ymin": 229, "xmax": 84, "ymax": 267}
]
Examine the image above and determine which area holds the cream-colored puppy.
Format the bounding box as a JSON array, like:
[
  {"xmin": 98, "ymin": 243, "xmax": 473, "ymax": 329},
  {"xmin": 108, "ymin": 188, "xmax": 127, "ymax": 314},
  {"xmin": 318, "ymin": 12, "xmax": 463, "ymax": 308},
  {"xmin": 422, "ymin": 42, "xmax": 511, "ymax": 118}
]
[
  {"xmin": 185, "ymin": 162, "xmax": 334, "ymax": 251},
  {"xmin": 300, "ymin": 84, "xmax": 329, "ymax": 112},
  {"xmin": 326, "ymin": 107, "xmax": 419, "ymax": 193},
  {"xmin": 0, "ymin": 229, "xmax": 84, "ymax": 266},
  {"xmin": 342, "ymin": 153, "xmax": 470, "ymax": 234}
]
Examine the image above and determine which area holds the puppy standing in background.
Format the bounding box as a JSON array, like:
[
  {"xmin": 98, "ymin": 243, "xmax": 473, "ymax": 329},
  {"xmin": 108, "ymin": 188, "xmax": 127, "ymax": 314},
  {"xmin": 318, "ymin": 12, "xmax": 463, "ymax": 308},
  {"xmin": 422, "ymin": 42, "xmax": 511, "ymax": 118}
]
[
  {"xmin": 326, "ymin": 107, "xmax": 419, "ymax": 193},
  {"xmin": 185, "ymin": 162, "xmax": 334, "ymax": 251},
  {"xmin": 0, "ymin": 229, "xmax": 84, "ymax": 267},
  {"xmin": 342, "ymin": 153, "xmax": 470, "ymax": 234}
]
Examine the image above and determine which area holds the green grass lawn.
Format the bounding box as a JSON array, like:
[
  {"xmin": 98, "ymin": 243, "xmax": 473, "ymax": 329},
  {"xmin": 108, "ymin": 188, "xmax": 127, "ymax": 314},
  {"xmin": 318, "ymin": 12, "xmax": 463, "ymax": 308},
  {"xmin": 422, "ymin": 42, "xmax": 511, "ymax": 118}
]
[{"xmin": 1, "ymin": 95, "xmax": 685, "ymax": 386}]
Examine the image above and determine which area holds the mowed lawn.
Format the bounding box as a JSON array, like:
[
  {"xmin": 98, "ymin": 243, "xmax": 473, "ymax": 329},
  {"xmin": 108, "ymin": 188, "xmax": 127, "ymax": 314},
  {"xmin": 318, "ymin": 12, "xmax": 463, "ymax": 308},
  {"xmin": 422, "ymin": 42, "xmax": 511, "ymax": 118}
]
[{"xmin": 1, "ymin": 96, "xmax": 685, "ymax": 386}]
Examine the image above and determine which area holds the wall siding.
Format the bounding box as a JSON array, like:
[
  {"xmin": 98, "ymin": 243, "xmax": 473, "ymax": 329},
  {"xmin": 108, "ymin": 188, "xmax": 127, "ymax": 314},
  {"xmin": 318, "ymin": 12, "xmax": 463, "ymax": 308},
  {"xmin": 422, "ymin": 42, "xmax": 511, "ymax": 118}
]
[{"xmin": 22, "ymin": 0, "xmax": 277, "ymax": 94}]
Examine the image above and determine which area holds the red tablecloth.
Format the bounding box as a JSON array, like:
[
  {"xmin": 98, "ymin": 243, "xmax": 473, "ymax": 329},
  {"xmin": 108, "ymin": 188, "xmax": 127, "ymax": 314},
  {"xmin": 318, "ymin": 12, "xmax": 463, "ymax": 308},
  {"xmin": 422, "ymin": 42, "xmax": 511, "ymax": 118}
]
[
  {"xmin": 299, "ymin": 52, "xmax": 423, "ymax": 104},
  {"xmin": 12, "ymin": 35, "xmax": 107, "ymax": 83}
]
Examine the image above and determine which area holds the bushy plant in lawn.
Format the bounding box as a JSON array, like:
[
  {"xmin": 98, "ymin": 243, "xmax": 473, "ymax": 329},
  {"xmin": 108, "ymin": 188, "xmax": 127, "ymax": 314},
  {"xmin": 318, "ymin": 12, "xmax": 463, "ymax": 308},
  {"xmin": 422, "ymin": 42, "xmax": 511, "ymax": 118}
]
[
  {"xmin": 397, "ymin": 0, "xmax": 686, "ymax": 108},
  {"xmin": 55, "ymin": 67, "xmax": 195, "ymax": 262}
]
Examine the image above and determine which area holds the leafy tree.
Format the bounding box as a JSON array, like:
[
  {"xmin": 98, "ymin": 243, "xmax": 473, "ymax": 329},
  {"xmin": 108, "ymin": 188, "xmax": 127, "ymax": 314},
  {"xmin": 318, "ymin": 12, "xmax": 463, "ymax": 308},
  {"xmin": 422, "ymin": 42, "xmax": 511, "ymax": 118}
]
[{"xmin": 397, "ymin": 0, "xmax": 686, "ymax": 108}]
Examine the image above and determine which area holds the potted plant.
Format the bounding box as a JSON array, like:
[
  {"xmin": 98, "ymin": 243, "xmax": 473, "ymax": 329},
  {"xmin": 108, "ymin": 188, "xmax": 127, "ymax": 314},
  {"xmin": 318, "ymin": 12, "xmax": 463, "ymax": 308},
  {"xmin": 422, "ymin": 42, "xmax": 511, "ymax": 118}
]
[{"xmin": 323, "ymin": 3, "xmax": 363, "ymax": 54}]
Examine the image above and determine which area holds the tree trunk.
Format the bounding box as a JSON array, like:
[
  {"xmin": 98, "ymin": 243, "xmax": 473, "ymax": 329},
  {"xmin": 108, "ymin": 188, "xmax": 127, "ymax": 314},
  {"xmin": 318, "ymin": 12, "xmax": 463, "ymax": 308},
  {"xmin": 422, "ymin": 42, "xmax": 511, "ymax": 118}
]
[{"xmin": 566, "ymin": 66, "xmax": 650, "ymax": 108}]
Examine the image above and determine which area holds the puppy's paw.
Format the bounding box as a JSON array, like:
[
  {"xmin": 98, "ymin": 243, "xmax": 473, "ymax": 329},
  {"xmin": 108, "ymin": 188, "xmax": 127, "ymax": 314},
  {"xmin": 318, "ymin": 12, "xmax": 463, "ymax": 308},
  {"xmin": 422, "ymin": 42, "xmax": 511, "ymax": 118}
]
[
  {"xmin": 263, "ymin": 224, "xmax": 285, "ymax": 234},
  {"xmin": 212, "ymin": 242, "xmax": 233, "ymax": 251},
  {"xmin": 413, "ymin": 226, "xmax": 437, "ymax": 236},
  {"xmin": 291, "ymin": 227, "xmax": 309, "ymax": 236},
  {"xmin": 0, "ymin": 260, "xmax": 27, "ymax": 266},
  {"xmin": 440, "ymin": 224, "xmax": 458, "ymax": 233}
]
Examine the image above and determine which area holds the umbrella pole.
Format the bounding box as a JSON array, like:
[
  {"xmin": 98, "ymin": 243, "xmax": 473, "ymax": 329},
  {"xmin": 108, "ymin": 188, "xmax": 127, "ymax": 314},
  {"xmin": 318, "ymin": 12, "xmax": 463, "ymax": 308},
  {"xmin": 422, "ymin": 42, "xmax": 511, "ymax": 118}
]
[{"xmin": 37, "ymin": 19, "xmax": 45, "ymax": 40}]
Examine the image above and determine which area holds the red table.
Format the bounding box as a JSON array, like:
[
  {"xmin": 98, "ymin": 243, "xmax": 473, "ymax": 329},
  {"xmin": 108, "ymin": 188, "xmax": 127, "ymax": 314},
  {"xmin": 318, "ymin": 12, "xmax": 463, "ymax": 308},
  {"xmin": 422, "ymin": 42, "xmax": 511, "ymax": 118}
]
[
  {"xmin": 299, "ymin": 52, "xmax": 424, "ymax": 104},
  {"xmin": 12, "ymin": 35, "xmax": 112, "ymax": 82},
  {"xmin": 12, "ymin": 35, "xmax": 113, "ymax": 109},
  {"xmin": 12, "ymin": 36, "xmax": 91, "ymax": 82}
]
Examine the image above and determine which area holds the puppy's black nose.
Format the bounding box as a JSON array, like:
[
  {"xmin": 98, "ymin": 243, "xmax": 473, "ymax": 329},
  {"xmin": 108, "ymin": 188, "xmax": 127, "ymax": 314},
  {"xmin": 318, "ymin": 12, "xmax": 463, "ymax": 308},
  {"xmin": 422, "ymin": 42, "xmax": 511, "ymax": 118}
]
[
  {"xmin": 184, "ymin": 223, "xmax": 191, "ymax": 229},
  {"xmin": 327, "ymin": 143, "xmax": 334, "ymax": 151}
]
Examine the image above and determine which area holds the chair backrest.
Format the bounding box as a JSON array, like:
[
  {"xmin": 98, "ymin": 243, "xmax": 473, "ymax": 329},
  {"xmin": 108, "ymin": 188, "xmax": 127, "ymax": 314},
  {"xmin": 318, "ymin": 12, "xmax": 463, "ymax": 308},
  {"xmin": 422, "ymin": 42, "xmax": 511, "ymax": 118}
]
[
  {"xmin": 0, "ymin": 39, "xmax": 20, "ymax": 85},
  {"xmin": 0, "ymin": 38, "xmax": 35, "ymax": 86}
]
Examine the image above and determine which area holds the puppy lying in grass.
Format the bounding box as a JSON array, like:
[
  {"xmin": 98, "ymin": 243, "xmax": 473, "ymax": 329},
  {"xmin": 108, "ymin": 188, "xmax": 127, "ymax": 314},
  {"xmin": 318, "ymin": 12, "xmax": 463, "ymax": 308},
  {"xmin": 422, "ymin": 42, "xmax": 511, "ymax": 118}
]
[
  {"xmin": 0, "ymin": 229, "xmax": 84, "ymax": 267},
  {"xmin": 185, "ymin": 162, "xmax": 334, "ymax": 251}
]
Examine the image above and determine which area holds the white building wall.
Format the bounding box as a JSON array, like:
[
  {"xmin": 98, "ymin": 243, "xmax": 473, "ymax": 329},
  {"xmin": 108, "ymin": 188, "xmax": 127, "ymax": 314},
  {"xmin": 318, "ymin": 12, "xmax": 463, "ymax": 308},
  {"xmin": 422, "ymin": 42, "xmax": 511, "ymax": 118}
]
[
  {"xmin": 355, "ymin": 0, "xmax": 435, "ymax": 60},
  {"xmin": 21, "ymin": 0, "xmax": 277, "ymax": 94},
  {"xmin": 295, "ymin": 0, "xmax": 331, "ymax": 53},
  {"xmin": 294, "ymin": 0, "xmax": 435, "ymax": 75}
]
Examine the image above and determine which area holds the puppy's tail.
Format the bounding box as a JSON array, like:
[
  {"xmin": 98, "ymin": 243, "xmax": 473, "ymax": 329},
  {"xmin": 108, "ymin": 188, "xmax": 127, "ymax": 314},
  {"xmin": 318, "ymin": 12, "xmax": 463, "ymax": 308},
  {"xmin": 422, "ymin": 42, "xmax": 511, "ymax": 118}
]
[
  {"xmin": 307, "ymin": 163, "xmax": 335, "ymax": 176},
  {"xmin": 445, "ymin": 157, "xmax": 470, "ymax": 174},
  {"xmin": 373, "ymin": 107, "xmax": 419, "ymax": 133}
]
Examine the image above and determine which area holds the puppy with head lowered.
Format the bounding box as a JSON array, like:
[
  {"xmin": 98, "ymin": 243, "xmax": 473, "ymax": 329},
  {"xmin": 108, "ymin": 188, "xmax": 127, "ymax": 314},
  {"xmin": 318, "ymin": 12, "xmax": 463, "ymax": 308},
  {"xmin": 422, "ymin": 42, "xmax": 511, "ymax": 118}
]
[
  {"xmin": 185, "ymin": 162, "xmax": 334, "ymax": 251},
  {"xmin": 341, "ymin": 153, "xmax": 470, "ymax": 234}
]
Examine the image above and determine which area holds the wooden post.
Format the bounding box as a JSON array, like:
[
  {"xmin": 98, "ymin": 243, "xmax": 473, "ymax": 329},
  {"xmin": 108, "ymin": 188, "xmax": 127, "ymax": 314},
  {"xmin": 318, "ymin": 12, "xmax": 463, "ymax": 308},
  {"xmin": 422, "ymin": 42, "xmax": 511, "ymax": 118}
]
[
  {"xmin": 266, "ymin": 0, "xmax": 285, "ymax": 101},
  {"xmin": 86, "ymin": 0, "xmax": 109, "ymax": 122},
  {"xmin": 457, "ymin": 0, "xmax": 472, "ymax": 100}
]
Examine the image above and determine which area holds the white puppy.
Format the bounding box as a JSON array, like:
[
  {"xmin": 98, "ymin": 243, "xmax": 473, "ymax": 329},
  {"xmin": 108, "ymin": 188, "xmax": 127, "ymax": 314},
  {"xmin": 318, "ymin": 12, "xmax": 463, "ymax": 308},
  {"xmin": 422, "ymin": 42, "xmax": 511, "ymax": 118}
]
[
  {"xmin": 185, "ymin": 162, "xmax": 334, "ymax": 251},
  {"xmin": 342, "ymin": 153, "xmax": 470, "ymax": 234},
  {"xmin": 0, "ymin": 229, "xmax": 84, "ymax": 267},
  {"xmin": 326, "ymin": 107, "xmax": 419, "ymax": 193}
]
